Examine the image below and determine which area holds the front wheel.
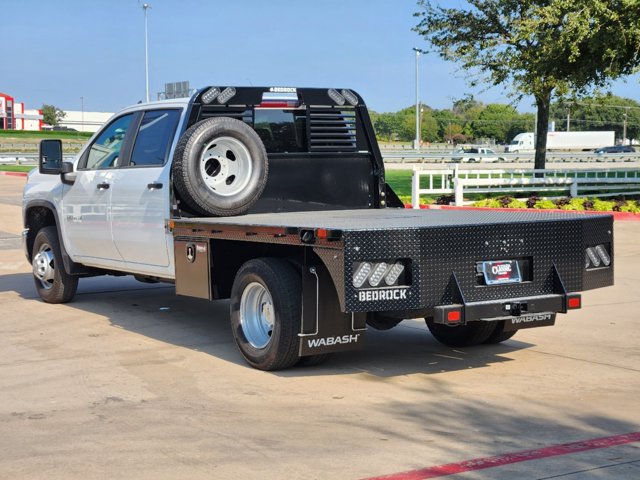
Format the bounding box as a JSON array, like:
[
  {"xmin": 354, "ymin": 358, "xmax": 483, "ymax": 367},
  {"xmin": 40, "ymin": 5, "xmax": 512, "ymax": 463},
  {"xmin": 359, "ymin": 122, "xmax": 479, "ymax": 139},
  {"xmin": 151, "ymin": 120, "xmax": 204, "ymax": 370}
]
[
  {"xmin": 425, "ymin": 318, "xmax": 495, "ymax": 347},
  {"xmin": 230, "ymin": 258, "xmax": 301, "ymax": 370},
  {"xmin": 32, "ymin": 226, "xmax": 78, "ymax": 303}
]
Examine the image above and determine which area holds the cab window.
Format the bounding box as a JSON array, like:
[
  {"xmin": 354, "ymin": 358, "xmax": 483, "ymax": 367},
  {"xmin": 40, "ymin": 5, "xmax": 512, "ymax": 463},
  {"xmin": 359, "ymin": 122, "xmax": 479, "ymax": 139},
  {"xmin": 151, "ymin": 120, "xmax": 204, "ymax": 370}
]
[
  {"xmin": 83, "ymin": 114, "xmax": 134, "ymax": 170},
  {"xmin": 129, "ymin": 109, "xmax": 181, "ymax": 167}
]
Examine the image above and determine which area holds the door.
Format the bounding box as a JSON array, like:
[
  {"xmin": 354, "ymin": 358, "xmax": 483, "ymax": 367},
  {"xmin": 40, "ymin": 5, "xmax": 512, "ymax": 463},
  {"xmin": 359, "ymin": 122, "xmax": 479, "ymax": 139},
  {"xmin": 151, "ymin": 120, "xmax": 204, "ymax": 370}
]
[
  {"xmin": 110, "ymin": 109, "xmax": 182, "ymax": 270},
  {"xmin": 62, "ymin": 113, "xmax": 136, "ymax": 263}
]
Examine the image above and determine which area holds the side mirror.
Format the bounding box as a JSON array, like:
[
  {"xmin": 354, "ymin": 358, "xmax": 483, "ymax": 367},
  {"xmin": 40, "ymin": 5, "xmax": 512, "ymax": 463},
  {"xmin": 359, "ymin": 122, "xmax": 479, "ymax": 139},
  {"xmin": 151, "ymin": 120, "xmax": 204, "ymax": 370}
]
[{"xmin": 39, "ymin": 139, "xmax": 63, "ymax": 175}]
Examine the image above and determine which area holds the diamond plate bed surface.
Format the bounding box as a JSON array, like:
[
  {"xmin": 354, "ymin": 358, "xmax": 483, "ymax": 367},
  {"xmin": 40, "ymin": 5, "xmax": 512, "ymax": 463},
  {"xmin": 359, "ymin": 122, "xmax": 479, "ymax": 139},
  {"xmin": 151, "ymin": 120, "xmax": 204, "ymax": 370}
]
[{"xmin": 175, "ymin": 208, "xmax": 609, "ymax": 230}]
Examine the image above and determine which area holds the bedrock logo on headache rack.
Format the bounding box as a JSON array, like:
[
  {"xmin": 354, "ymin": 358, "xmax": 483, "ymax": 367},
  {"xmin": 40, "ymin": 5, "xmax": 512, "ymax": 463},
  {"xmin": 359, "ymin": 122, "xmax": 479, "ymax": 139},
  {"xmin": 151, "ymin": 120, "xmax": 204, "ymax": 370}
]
[{"xmin": 358, "ymin": 288, "xmax": 408, "ymax": 302}]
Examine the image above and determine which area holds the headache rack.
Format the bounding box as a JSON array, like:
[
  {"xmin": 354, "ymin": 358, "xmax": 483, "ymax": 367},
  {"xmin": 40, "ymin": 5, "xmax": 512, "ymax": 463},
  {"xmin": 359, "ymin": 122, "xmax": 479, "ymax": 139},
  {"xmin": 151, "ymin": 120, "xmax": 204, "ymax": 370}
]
[{"xmin": 181, "ymin": 86, "xmax": 397, "ymax": 214}]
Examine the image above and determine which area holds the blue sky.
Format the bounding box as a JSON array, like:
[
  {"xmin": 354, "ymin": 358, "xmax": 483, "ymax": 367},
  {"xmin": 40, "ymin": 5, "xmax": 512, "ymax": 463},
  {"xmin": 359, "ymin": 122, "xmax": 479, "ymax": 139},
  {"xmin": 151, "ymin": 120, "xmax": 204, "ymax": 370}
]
[{"xmin": 3, "ymin": 0, "xmax": 638, "ymax": 114}]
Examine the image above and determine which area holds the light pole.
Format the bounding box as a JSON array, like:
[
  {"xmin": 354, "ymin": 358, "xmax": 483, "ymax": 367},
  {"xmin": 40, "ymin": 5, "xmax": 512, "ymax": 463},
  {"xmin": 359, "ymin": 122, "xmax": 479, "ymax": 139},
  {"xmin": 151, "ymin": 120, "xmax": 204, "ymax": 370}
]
[
  {"xmin": 413, "ymin": 48, "xmax": 421, "ymax": 150},
  {"xmin": 80, "ymin": 96, "xmax": 84, "ymax": 132},
  {"xmin": 142, "ymin": 3, "xmax": 151, "ymax": 103},
  {"xmin": 623, "ymin": 106, "xmax": 630, "ymax": 145}
]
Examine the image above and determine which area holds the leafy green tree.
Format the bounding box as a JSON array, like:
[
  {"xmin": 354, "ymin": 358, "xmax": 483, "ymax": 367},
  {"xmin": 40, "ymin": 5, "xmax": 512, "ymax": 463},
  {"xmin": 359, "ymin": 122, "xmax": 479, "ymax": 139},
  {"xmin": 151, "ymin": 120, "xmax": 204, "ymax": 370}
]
[
  {"xmin": 415, "ymin": 0, "xmax": 640, "ymax": 169},
  {"xmin": 506, "ymin": 112, "xmax": 536, "ymax": 143},
  {"xmin": 42, "ymin": 104, "xmax": 66, "ymax": 126},
  {"xmin": 470, "ymin": 104, "xmax": 519, "ymax": 142},
  {"xmin": 373, "ymin": 112, "xmax": 403, "ymax": 142},
  {"xmin": 432, "ymin": 109, "xmax": 464, "ymax": 143}
]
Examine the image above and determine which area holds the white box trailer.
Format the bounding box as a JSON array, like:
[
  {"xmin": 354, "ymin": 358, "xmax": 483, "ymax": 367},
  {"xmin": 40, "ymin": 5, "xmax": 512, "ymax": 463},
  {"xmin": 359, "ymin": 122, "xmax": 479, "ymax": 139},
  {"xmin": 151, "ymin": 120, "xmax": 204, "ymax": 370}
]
[{"xmin": 505, "ymin": 131, "xmax": 615, "ymax": 152}]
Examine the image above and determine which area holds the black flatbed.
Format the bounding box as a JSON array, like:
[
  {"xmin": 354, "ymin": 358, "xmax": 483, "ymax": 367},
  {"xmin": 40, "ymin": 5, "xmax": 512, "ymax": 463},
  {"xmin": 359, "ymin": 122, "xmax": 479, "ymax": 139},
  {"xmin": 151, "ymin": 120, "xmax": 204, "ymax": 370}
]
[{"xmin": 174, "ymin": 208, "xmax": 607, "ymax": 232}]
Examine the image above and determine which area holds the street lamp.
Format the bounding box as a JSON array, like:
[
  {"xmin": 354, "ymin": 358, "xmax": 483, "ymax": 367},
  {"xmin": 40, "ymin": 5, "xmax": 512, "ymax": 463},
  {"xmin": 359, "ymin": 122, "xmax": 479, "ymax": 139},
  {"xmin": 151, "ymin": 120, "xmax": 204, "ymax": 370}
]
[
  {"xmin": 413, "ymin": 48, "xmax": 421, "ymax": 150},
  {"xmin": 142, "ymin": 3, "xmax": 152, "ymax": 103}
]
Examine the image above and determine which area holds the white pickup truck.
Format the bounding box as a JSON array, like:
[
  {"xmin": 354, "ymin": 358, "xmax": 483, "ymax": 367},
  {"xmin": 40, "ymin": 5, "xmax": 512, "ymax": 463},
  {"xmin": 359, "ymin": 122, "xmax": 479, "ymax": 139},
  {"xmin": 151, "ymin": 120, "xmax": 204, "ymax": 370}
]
[
  {"xmin": 452, "ymin": 147, "xmax": 506, "ymax": 163},
  {"xmin": 23, "ymin": 86, "xmax": 614, "ymax": 370}
]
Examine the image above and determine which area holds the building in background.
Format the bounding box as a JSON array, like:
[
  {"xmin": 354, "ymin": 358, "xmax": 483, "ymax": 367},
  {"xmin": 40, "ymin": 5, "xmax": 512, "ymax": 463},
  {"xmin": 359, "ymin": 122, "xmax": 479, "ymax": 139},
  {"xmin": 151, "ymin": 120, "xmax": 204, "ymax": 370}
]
[
  {"xmin": 0, "ymin": 92, "xmax": 43, "ymax": 130},
  {"xmin": 59, "ymin": 111, "xmax": 113, "ymax": 133}
]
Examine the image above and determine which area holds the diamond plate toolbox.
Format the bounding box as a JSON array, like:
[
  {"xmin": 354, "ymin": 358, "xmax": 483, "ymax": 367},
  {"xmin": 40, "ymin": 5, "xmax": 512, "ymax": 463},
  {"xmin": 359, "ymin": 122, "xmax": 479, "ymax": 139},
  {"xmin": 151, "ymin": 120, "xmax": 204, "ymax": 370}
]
[{"xmin": 342, "ymin": 215, "xmax": 613, "ymax": 313}]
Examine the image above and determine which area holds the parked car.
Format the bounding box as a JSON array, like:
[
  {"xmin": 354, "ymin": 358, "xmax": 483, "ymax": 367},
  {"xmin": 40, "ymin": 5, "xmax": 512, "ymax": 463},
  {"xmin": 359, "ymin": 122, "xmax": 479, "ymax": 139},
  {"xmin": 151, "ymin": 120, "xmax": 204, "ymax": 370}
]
[
  {"xmin": 451, "ymin": 147, "xmax": 505, "ymax": 163},
  {"xmin": 594, "ymin": 145, "xmax": 636, "ymax": 154}
]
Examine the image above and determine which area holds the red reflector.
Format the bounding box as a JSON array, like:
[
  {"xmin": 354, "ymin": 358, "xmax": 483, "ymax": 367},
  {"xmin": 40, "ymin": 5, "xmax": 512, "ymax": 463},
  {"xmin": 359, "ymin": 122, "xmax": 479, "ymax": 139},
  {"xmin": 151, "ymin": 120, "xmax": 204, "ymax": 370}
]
[
  {"xmin": 447, "ymin": 311, "xmax": 461, "ymax": 322},
  {"xmin": 316, "ymin": 228, "xmax": 328, "ymax": 239},
  {"xmin": 568, "ymin": 297, "xmax": 581, "ymax": 309}
]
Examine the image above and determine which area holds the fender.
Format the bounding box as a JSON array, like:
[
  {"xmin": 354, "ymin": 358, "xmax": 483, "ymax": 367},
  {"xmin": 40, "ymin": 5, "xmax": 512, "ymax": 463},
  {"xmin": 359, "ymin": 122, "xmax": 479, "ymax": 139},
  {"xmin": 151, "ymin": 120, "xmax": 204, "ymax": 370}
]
[{"xmin": 24, "ymin": 200, "xmax": 91, "ymax": 275}]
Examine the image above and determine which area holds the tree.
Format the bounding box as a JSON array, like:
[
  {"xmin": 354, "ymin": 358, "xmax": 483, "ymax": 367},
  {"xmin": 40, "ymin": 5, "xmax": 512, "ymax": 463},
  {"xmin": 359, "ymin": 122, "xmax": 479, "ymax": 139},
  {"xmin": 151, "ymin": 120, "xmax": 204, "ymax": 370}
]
[
  {"xmin": 42, "ymin": 104, "xmax": 66, "ymax": 126},
  {"xmin": 414, "ymin": 0, "xmax": 640, "ymax": 169},
  {"xmin": 470, "ymin": 104, "xmax": 519, "ymax": 143},
  {"xmin": 373, "ymin": 113, "xmax": 403, "ymax": 142}
]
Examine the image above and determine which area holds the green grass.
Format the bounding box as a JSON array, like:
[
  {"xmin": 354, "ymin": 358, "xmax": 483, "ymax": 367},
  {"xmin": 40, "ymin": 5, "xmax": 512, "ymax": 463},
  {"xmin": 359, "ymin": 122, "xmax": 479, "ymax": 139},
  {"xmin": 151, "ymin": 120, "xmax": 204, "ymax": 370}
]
[
  {"xmin": 0, "ymin": 165, "xmax": 34, "ymax": 172},
  {"xmin": 0, "ymin": 129, "xmax": 92, "ymax": 140}
]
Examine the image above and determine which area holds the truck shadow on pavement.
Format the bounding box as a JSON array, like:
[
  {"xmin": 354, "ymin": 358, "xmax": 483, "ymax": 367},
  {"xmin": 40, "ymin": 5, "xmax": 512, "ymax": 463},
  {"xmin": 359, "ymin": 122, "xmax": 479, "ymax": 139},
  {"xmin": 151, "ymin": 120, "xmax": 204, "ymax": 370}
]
[{"xmin": 7, "ymin": 272, "xmax": 533, "ymax": 378}]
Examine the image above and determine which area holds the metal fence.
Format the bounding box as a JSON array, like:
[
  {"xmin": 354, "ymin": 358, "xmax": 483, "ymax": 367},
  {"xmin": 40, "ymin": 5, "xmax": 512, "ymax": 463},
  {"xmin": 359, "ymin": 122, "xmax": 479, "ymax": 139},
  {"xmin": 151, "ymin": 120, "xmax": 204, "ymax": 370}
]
[
  {"xmin": 411, "ymin": 166, "xmax": 640, "ymax": 206},
  {"xmin": 383, "ymin": 150, "xmax": 640, "ymax": 164}
]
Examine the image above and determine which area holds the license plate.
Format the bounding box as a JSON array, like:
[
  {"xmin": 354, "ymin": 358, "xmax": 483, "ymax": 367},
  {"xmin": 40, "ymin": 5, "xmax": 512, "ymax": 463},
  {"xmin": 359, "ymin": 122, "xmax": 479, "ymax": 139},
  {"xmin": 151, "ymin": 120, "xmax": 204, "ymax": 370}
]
[{"xmin": 481, "ymin": 260, "xmax": 521, "ymax": 285}]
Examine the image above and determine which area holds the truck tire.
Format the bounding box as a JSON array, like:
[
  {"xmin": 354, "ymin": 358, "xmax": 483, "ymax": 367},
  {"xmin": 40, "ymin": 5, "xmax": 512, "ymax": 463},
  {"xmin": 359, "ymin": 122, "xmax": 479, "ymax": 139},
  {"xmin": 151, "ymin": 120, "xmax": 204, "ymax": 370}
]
[
  {"xmin": 230, "ymin": 258, "xmax": 301, "ymax": 370},
  {"xmin": 483, "ymin": 321, "xmax": 517, "ymax": 344},
  {"xmin": 172, "ymin": 117, "xmax": 268, "ymax": 216},
  {"xmin": 425, "ymin": 318, "xmax": 495, "ymax": 347},
  {"xmin": 32, "ymin": 226, "xmax": 78, "ymax": 304}
]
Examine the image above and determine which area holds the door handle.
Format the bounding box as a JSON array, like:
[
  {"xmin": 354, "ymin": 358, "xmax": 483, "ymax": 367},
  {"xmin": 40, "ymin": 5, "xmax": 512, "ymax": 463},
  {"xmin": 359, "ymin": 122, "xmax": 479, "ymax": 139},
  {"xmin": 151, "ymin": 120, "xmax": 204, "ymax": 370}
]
[
  {"xmin": 97, "ymin": 183, "xmax": 110, "ymax": 190},
  {"xmin": 147, "ymin": 182, "xmax": 163, "ymax": 190}
]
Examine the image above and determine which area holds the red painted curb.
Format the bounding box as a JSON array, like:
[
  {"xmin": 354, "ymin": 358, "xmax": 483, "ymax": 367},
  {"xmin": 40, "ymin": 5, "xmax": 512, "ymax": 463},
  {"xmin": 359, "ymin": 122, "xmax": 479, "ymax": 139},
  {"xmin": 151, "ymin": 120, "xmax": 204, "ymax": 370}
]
[
  {"xmin": 405, "ymin": 204, "xmax": 640, "ymax": 221},
  {"xmin": 363, "ymin": 431, "xmax": 640, "ymax": 480},
  {"xmin": 0, "ymin": 171, "xmax": 28, "ymax": 177}
]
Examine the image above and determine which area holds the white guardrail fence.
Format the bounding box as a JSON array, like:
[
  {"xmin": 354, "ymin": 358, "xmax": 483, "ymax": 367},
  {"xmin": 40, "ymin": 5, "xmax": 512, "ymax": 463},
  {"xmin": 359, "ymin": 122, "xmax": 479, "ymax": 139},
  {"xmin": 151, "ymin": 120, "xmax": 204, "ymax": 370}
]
[
  {"xmin": 411, "ymin": 166, "xmax": 640, "ymax": 206},
  {"xmin": 382, "ymin": 150, "xmax": 640, "ymax": 164}
]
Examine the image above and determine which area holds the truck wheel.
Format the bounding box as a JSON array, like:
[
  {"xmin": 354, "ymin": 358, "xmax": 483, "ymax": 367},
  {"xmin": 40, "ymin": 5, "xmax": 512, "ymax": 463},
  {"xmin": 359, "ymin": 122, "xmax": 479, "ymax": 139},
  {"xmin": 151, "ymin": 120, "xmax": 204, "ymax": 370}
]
[
  {"xmin": 425, "ymin": 319, "xmax": 495, "ymax": 347},
  {"xmin": 230, "ymin": 258, "xmax": 301, "ymax": 370},
  {"xmin": 172, "ymin": 117, "xmax": 268, "ymax": 216},
  {"xmin": 483, "ymin": 321, "xmax": 517, "ymax": 344},
  {"xmin": 32, "ymin": 226, "xmax": 78, "ymax": 304}
]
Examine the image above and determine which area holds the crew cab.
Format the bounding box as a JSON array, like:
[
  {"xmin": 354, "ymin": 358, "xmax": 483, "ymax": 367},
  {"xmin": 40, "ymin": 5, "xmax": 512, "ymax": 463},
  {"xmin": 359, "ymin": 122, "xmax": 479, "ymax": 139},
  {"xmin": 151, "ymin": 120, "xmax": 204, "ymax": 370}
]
[{"xmin": 23, "ymin": 86, "xmax": 614, "ymax": 370}]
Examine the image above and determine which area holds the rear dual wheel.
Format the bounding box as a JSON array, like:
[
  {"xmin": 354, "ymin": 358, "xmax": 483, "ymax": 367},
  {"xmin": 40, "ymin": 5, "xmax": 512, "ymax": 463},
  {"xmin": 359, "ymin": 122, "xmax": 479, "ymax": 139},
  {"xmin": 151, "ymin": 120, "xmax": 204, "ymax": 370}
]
[
  {"xmin": 230, "ymin": 258, "xmax": 329, "ymax": 371},
  {"xmin": 425, "ymin": 319, "xmax": 516, "ymax": 347}
]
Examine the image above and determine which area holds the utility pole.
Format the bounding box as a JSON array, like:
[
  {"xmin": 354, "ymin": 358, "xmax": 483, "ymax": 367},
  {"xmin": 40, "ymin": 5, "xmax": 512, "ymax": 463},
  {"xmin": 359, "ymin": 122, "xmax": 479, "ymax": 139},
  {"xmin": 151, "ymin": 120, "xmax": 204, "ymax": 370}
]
[
  {"xmin": 142, "ymin": 3, "xmax": 151, "ymax": 103},
  {"xmin": 413, "ymin": 48, "xmax": 421, "ymax": 150},
  {"xmin": 623, "ymin": 107, "xmax": 629, "ymax": 145},
  {"xmin": 80, "ymin": 96, "xmax": 84, "ymax": 133},
  {"xmin": 566, "ymin": 104, "xmax": 571, "ymax": 132}
]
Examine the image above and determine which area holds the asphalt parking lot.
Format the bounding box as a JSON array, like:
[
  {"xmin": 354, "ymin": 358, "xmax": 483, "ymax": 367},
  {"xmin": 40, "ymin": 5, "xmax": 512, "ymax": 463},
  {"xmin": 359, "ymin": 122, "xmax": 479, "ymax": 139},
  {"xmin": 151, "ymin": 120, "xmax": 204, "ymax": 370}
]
[{"xmin": 0, "ymin": 174, "xmax": 639, "ymax": 479}]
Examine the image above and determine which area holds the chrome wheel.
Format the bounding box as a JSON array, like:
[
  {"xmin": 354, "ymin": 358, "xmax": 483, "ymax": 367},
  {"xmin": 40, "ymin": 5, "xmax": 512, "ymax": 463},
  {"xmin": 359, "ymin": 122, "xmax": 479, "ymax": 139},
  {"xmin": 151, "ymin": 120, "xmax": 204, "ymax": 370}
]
[
  {"xmin": 33, "ymin": 243, "xmax": 55, "ymax": 290},
  {"xmin": 240, "ymin": 282, "xmax": 275, "ymax": 349},
  {"xmin": 199, "ymin": 136, "xmax": 253, "ymax": 197}
]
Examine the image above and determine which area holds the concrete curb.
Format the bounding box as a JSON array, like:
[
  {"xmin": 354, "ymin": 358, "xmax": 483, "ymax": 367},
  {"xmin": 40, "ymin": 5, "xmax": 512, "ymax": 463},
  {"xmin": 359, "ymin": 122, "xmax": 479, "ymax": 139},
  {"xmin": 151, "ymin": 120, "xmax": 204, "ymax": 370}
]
[
  {"xmin": 405, "ymin": 203, "xmax": 640, "ymax": 221},
  {"xmin": 0, "ymin": 171, "xmax": 28, "ymax": 178}
]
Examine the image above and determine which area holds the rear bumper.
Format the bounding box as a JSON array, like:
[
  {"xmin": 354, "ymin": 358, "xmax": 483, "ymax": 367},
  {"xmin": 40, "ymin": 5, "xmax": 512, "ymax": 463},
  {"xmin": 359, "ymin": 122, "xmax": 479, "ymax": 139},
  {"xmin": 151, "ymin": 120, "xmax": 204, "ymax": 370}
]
[{"xmin": 433, "ymin": 292, "xmax": 581, "ymax": 326}]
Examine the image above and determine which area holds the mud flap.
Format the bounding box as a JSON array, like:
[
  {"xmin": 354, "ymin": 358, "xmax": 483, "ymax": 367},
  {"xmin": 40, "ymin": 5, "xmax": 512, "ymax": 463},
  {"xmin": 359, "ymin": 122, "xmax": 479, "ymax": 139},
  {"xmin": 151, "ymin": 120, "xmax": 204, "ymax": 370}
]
[{"xmin": 299, "ymin": 264, "xmax": 367, "ymax": 356}]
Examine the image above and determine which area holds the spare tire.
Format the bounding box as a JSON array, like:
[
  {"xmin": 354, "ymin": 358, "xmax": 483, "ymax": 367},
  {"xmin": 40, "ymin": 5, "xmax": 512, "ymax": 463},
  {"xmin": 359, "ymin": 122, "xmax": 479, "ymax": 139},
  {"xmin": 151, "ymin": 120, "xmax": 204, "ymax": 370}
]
[{"xmin": 172, "ymin": 117, "xmax": 268, "ymax": 216}]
